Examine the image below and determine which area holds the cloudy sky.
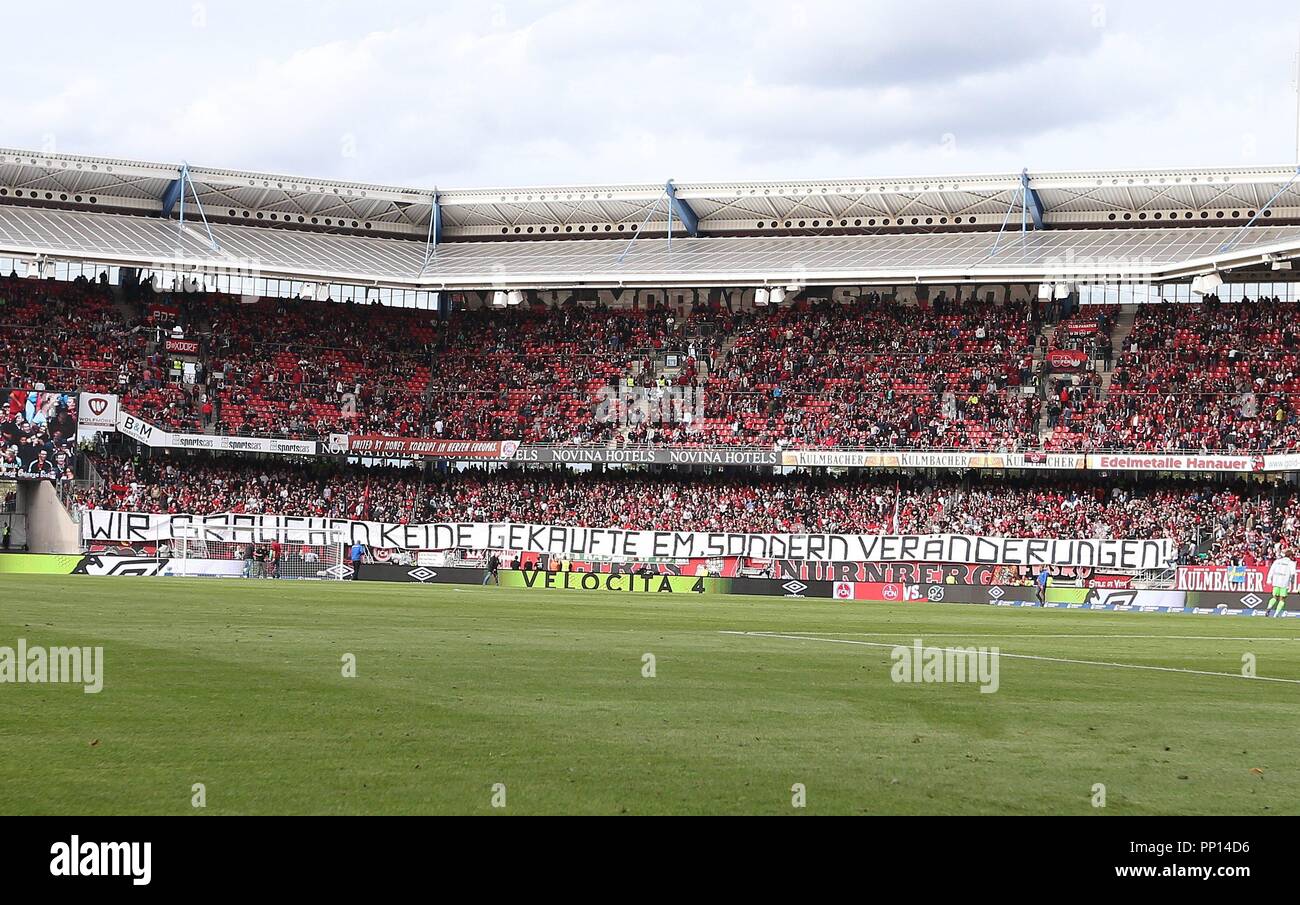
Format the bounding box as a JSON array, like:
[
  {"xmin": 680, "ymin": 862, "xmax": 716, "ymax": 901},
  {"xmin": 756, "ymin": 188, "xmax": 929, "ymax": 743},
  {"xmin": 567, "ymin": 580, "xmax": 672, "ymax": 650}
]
[{"xmin": 5, "ymin": 0, "xmax": 1299, "ymax": 188}]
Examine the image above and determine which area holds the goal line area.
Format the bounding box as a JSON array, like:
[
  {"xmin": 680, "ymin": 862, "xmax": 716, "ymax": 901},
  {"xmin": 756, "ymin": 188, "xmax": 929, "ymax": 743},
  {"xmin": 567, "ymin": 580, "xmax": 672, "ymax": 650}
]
[{"xmin": 165, "ymin": 525, "xmax": 350, "ymax": 581}]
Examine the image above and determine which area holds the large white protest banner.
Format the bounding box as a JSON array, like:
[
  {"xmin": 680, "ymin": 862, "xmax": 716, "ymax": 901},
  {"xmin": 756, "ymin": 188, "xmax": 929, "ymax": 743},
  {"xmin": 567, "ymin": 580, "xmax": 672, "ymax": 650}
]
[{"xmin": 80, "ymin": 510, "xmax": 1175, "ymax": 569}]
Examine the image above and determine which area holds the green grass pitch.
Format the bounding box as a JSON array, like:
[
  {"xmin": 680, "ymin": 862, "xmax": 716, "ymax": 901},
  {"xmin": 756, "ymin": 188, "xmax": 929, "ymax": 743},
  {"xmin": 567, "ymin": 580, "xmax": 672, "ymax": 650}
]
[{"xmin": 2, "ymin": 574, "xmax": 1298, "ymax": 815}]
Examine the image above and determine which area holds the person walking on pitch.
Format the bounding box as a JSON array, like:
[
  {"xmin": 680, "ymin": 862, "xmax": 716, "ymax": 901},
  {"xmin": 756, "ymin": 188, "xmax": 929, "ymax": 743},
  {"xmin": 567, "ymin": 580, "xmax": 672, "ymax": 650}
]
[
  {"xmin": 1034, "ymin": 566, "xmax": 1050, "ymax": 607},
  {"xmin": 349, "ymin": 542, "xmax": 365, "ymax": 580},
  {"xmin": 1266, "ymin": 548, "xmax": 1296, "ymax": 617}
]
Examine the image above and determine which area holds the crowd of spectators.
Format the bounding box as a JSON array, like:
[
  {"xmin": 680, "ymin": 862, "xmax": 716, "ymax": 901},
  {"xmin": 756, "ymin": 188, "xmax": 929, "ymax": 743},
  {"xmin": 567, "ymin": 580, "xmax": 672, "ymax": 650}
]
[
  {"xmin": 679, "ymin": 296, "xmax": 1041, "ymax": 449},
  {"xmin": 0, "ymin": 274, "xmax": 141, "ymax": 395},
  {"xmin": 1053, "ymin": 297, "xmax": 1300, "ymax": 452},
  {"xmin": 73, "ymin": 453, "xmax": 1300, "ymax": 566},
  {"xmin": 6, "ymin": 274, "xmax": 1300, "ymax": 455}
]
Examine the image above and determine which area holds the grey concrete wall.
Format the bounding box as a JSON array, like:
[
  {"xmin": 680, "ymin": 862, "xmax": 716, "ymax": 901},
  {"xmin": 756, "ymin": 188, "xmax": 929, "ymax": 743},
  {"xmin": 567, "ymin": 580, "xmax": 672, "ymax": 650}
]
[{"xmin": 14, "ymin": 480, "xmax": 79, "ymax": 554}]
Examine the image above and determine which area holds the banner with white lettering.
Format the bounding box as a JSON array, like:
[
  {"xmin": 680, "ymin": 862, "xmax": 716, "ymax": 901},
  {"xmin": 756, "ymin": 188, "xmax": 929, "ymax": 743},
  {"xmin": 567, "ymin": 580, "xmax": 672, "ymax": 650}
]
[
  {"xmin": 165, "ymin": 337, "xmax": 200, "ymax": 355},
  {"xmin": 1087, "ymin": 453, "xmax": 1265, "ymax": 473},
  {"xmin": 79, "ymin": 510, "xmax": 1176, "ymax": 569},
  {"xmin": 342, "ymin": 436, "xmax": 521, "ymax": 458}
]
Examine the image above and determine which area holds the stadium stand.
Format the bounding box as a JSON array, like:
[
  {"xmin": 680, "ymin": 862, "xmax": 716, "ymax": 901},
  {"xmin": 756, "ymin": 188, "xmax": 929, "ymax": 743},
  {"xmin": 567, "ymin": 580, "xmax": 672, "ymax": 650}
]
[
  {"xmin": 1057, "ymin": 296, "xmax": 1300, "ymax": 452},
  {"xmin": 681, "ymin": 296, "xmax": 1039, "ymax": 449},
  {"xmin": 4, "ymin": 151, "xmax": 1300, "ymax": 584},
  {"xmin": 75, "ymin": 452, "xmax": 1298, "ymax": 567},
  {"xmin": 0, "ymin": 274, "xmax": 139, "ymax": 395},
  {"xmin": 5, "ymin": 273, "xmax": 1300, "ymax": 453}
]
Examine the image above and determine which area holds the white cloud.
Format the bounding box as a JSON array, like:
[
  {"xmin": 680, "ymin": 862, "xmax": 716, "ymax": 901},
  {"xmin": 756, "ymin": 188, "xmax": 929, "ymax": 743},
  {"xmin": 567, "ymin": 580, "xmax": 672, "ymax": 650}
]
[{"xmin": 2, "ymin": 0, "xmax": 1298, "ymax": 187}]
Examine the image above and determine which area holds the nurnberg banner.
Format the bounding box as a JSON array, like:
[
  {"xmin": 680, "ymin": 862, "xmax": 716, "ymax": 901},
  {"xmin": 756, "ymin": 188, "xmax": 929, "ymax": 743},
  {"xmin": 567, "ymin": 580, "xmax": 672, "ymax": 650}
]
[{"xmin": 80, "ymin": 510, "xmax": 1175, "ymax": 569}]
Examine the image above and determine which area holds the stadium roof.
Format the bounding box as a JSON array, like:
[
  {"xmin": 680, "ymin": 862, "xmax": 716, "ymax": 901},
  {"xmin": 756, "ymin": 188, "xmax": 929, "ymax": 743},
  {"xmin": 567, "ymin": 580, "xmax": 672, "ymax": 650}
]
[
  {"xmin": 2, "ymin": 147, "xmax": 1299, "ymax": 289},
  {"xmin": 416, "ymin": 226, "xmax": 1300, "ymax": 289}
]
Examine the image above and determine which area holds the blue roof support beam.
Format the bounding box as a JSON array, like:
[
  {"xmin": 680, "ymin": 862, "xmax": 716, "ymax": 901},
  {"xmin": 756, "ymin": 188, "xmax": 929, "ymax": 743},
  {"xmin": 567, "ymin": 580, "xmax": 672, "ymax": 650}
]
[
  {"xmin": 664, "ymin": 180, "xmax": 699, "ymax": 237},
  {"xmin": 160, "ymin": 177, "xmax": 183, "ymax": 217},
  {"xmin": 168, "ymin": 162, "xmax": 220, "ymax": 251},
  {"xmin": 422, "ymin": 192, "xmax": 442, "ymax": 267},
  {"xmin": 1021, "ymin": 169, "xmax": 1045, "ymax": 230}
]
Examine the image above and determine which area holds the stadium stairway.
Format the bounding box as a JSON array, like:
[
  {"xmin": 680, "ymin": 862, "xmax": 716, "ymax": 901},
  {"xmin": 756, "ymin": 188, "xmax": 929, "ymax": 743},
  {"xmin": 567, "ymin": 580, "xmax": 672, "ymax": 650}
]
[
  {"xmin": 1032, "ymin": 323, "xmax": 1056, "ymax": 440},
  {"xmin": 1099, "ymin": 304, "xmax": 1140, "ymax": 394},
  {"xmin": 713, "ymin": 332, "xmax": 743, "ymax": 377}
]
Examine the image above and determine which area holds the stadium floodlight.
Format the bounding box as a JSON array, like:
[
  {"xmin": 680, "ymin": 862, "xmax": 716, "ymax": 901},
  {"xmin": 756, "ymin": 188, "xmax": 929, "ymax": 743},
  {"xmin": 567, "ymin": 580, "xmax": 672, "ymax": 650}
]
[
  {"xmin": 769, "ymin": 287, "xmax": 786, "ymax": 305},
  {"xmin": 491, "ymin": 290, "xmax": 508, "ymax": 307},
  {"xmin": 1191, "ymin": 272, "xmax": 1224, "ymax": 295},
  {"xmin": 754, "ymin": 288, "xmax": 770, "ymax": 306},
  {"xmin": 506, "ymin": 290, "xmax": 524, "ymax": 306}
]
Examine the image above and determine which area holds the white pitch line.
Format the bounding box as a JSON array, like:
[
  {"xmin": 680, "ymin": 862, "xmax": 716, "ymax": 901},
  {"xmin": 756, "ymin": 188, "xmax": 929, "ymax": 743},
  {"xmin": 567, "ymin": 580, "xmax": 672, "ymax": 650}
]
[
  {"xmin": 719, "ymin": 631, "xmax": 1300, "ymax": 685},
  {"xmin": 752, "ymin": 632, "xmax": 1300, "ymax": 642}
]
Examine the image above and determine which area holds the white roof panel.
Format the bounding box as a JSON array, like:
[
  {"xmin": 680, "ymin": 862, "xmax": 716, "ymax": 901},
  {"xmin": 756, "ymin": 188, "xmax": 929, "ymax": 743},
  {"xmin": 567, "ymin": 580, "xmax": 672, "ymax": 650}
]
[{"xmin": 1, "ymin": 202, "xmax": 1298, "ymax": 289}]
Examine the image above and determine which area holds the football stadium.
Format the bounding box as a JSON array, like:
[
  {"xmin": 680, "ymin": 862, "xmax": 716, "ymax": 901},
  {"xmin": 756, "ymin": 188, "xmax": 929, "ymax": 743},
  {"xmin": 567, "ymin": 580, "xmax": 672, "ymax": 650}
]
[
  {"xmin": 3, "ymin": 150, "xmax": 1300, "ymax": 827},
  {"xmin": 2, "ymin": 6, "xmax": 1300, "ymax": 850}
]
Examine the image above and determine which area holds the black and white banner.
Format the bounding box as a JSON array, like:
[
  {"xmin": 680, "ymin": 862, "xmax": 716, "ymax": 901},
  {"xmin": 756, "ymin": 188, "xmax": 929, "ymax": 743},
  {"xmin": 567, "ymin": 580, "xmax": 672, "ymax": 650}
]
[{"xmin": 80, "ymin": 510, "xmax": 1176, "ymax": 568}]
